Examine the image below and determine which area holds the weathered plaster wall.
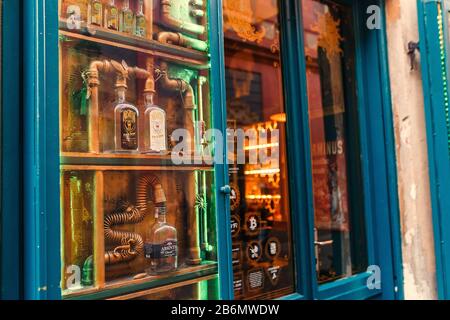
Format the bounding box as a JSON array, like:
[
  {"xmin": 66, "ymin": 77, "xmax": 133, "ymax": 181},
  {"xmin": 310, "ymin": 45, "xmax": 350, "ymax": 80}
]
[{"xmin": 385, "ymin": 0, "xmax": 437, "ymax": 299}]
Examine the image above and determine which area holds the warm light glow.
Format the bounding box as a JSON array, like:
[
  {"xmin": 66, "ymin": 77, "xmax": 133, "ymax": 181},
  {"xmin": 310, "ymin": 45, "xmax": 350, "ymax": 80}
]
[
  {"xmin": 244, "ymin": 143, "xmax": 279, "ymax": 151},
  {"xmin": 246, "ymin": 195, "xmax": 282, "ymax": 200},
  {"xmin": 270, "ymin": 113, "xmax": 287, "ymax": 123},
  {"xmin": 244, "ymin": 168, "xmax": 281, "ymax": 175}
]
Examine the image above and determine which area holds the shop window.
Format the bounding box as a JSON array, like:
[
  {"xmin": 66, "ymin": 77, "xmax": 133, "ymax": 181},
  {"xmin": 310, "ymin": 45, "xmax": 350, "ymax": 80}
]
[
  {"xmin": 223, "ymin": 0, "xmax": 296, "ymax": 299},
  {"xmin": 301, "ymin": 0, "xmax": 368, "ymax": 283},
  {"xmin": 58, "ymin": 0, "xmax": 218, "ymax": 299}
]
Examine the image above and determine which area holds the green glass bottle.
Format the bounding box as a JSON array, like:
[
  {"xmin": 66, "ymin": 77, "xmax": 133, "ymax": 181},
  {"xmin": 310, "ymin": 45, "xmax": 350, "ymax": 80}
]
[
  {"xmin": 120, "ymin": 0, "xmax": 135, "ymax": 35},
  {"xmin": 105, "ymin": 0, "xmax": 119, "ymax": 31},
  {"xmin": 89, "ymin": 0, "xmax": 103, "ymax": 27},
  {"xmin": 135, "ymin": 0, "xmax": 147, "ymax": 38}
]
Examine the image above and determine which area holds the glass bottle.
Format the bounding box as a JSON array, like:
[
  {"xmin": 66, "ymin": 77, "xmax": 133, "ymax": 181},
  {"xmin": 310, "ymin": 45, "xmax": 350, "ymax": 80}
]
[
  {"xmin": 114, "ymin": 87, "xmax": 139, "ymax": 152},
  {"xmin": 143, "ymin": 93, "xmax": 167, "ymax": 153},
  {"xmin": 105, "ymin": 0, "xmax": 119, "ymax": 31},
  {"xmin": 89, "ymin": 0, "xmax": 103, "ymax": 27},
  {"xmin": 145, "ymin": 206, "xmax": 178, "ymax": 274},
  {"xmin": 120, "ymin": 0, "xmax": 135, "ymax": 35},
  {"xmin": 135, "ymin": 0, "xmax": 146, "ymax": 37}
]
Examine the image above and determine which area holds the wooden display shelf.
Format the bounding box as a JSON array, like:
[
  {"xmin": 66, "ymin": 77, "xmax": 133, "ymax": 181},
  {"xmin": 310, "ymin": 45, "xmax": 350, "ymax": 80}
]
[
  {"xmin": 63, "ymin": 261, "xmax": 218, "ymax": 300},
  {"xmin": 108, "ymin": 274, "xmax": 218, "ymax": 300},
  {"xmin": 59, "ymin": 20, "xmax": 209, "ymax": 69},
  {"xmin": 60, "ymin": 152, "xmax": 215, "ymax": 170}
]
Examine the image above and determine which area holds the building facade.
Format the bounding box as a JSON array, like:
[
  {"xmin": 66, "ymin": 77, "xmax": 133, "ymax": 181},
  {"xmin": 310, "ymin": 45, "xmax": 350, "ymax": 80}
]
[{"xmin": 1, "ymin": 0, "xmax": 450, "ymax": 300}]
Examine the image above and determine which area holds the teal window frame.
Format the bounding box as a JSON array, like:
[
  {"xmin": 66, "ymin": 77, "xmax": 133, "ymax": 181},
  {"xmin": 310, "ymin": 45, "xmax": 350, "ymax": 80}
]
[
  {"xmin": 1, "ymin": 0, "xmax": 22, "ymax": 300},
  {"xmin": 417, "ymin": 0, "xmax": 450, "ymax": 300}
]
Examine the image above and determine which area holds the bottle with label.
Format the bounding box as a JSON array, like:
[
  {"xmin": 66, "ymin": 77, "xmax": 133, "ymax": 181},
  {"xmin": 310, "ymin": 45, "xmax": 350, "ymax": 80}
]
[
  {"xmin": 143, "ymin": 93, "xmax": 167, "ymax": 153},
  {"xmin": 135, "ymin": 0, "xmax": 146, "ymax": 37},
  {"xmin": 114, "ymin": 87, "xmax": 139, "ymax": 152},
  {"xmin": 104, "ymin": 0, "xmax": 119, "ymax": 31},
  {"xmin": 89, "ymin": 0, "xmax": 103, "ymax": 27},
  {"xmin": 120, "ymin": 0, "xmax": 135, "ymax": 35},
  {"xmin": 145, "ymin": 206, "xmax": 178, "ymax": 274}
]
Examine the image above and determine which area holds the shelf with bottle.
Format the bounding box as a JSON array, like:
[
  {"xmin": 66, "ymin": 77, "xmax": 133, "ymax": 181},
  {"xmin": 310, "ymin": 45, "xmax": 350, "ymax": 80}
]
[
  {"xmin": 59, "ymin": 42, "xmax": 213, "ymax": 166},
  {"xmin": 61, "ymin": 168, "xmax": 218, "ymax": 299},
  {"xmin": 60, "ymin": 0, "xmax": 209, "ymax": 58}
]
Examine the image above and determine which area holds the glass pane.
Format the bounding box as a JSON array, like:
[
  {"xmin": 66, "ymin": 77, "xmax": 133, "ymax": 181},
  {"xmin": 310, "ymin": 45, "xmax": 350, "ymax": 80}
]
[
  {"xmin": 223, "ymin": 0, "xmax": 295, "ymax": 299},
  {"xmin": 59, "ymin": 0, "xmax": 218, "ymax": 299},
  {"xmin": 301, "ymin": 0, "xmax": 368, "ymax": 283}
]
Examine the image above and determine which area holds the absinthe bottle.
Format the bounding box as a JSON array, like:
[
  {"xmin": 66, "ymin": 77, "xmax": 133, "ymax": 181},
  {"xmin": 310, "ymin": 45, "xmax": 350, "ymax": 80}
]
[
  {"xmin": 143, "ymin": 93, "xmax": 167, "ymax": 153},
  {"xmin": 145, "ymin": 206, "xmax": 178, "ymax": 274},
  {"xmin": 114, "ymin": 87, "xmax": 139, "ymax": 152}
]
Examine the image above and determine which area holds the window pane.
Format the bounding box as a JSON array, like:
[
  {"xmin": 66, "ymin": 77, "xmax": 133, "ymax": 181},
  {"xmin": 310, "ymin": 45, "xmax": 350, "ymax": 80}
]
[
  {"xmin": 59, "ymin": 0, "xmax": 218, "ymax": 299},
  {"xmin": 223, "ymin": 0, "xmax": 295, "ymax": 299},
  {"xmin": 302, "ymin": 0, "xmax": 368, "ymax": 283}
]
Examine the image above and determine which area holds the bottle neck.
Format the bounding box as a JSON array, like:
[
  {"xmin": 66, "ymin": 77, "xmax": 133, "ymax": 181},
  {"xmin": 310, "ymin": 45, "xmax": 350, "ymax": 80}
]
[
  {"xmin": 109, "ymin": 0, "xmax": 115, "ymax": 6},
  {"xmin": 155, "ymin": 206, "xmax": 167, "ymax": 223},
  {"xmin": 117, "ymin": 88, "xmax": 126, "ymax": 103},
  {"xmin": 138, "ymin": 1, "xmax": 144, "ymax": 14},
  {"xmin": 144, "ymin": 93, "xmax": 155, "ymax": 107},
  {"xmin": 123, "ymin": 0, "xmax": 130, "ymax": 10}
]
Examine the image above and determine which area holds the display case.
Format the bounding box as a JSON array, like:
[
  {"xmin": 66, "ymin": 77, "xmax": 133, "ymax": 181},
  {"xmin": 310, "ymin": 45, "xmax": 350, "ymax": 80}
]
[{"xmin": 58, "ymin": 0, "xmax": 222, "ymax": 300}]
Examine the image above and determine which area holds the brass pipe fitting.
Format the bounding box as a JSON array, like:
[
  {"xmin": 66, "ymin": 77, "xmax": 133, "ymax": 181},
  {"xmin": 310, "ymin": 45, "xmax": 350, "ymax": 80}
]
[{"xmin": 160, "ymin": 0, "xmax": 205, "ymax": 35}]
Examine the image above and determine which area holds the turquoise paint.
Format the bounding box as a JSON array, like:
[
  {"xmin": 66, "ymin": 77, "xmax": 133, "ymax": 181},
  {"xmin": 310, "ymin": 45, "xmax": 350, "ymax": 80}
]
[
  {"xmin": 417, "ymin": 0, "xmax": 450, "ymax": 299},
  {"xmin": 23, "ymin": 0, "xmax": 61, "ymax": 299},
  {"xmin": 1, "ymin": 0, "xmax": 22, "ymax": 300}
]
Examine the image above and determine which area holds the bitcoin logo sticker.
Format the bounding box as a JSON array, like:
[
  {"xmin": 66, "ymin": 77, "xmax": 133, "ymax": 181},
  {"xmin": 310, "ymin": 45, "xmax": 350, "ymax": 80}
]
[{"xmin": 245, "ymin": 212, "xmax": 261, "ymax": 236}]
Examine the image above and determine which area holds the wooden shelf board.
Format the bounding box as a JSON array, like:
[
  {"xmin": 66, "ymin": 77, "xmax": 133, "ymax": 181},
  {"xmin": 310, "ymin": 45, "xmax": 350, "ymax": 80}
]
[
  {"xmin": 60, "ymin": 152, "xmax": 215, "ymax": 170},
  {"xmin": 59, "ymin": 20, "xmax": 209, "ymax": 69},
  {"xmin": 63, "ymin": 261, "xmax": 218, "ymax": 300}
]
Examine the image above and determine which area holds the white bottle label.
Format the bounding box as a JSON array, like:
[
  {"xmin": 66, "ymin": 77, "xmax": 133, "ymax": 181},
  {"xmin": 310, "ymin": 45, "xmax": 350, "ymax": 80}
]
[{"xmin": 149, "ymin": 109, "xmax": 166, "ymax": 152}]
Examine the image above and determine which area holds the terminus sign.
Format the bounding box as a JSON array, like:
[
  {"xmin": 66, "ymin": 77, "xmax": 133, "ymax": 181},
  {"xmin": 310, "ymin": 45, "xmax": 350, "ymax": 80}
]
[{"xmin": 171, "ymin": 304, "xmax": 280, "ymax": 317}]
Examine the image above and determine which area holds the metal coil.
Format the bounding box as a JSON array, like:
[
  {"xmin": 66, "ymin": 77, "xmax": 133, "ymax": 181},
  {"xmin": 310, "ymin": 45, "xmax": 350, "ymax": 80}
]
[{"xmin": 103, "ymin": 174, "xmax": 167, "ymax": 266}]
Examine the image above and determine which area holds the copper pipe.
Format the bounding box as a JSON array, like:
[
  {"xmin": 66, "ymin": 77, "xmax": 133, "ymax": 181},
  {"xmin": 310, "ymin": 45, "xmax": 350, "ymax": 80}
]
[
  {"xmin": 160, "ymin": 0, "xmax": 205, "ymax": 35},
  {"xmin": 86, "ymin": 59, "xmax": 156, "ymax": 153},
  {"xmin": 157, "ymin": 31, "xmax": 208, "ymax": 52},
  {"xmin": 103, "ymin": 174, "xmax": 167, "ymax": 266},
  {"xmin": 104, "ymin": 203, "xmax": 144, "ymax": 265},
  {"xmin": 86, "ymin": 60, "xmax": 117, "ymax": 153},
  {"xmin": 157, "ymin": 62, "xmax": 201, "ymax": 264},
  {"xmin": 159, "ymin": 62, "xmax": 196, "ymax": 110},
  {"xmin": 136, "ymin": 174, "xmax": 167, "ymax": 214}
]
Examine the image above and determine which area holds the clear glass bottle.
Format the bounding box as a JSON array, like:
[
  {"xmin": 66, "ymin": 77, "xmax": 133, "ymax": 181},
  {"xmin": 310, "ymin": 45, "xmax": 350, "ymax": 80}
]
[
  {"xmin": 89, "ymin": 0, "xmax": 103, "ymax": 26},
  {"xmin": 114, "ymin": 87, "xmax": 139, "ymax": 152},
  {"xmin": 104, "ymin": 0, "xmax": 119, "ymax": 31},
  {"xmin": 120, "ymin": 0, "xmax": 135, "ymax": 35},
  {"xmin": 135, "ymin": 0, "xmax": 146, "ymax": 37},
  {"xmin": 143, "ymin": 93, "xmax": 167, "ymax": 153},
  {"xmin": 145, "ymin": 206, "xmax": 178, "ymax": 274}
]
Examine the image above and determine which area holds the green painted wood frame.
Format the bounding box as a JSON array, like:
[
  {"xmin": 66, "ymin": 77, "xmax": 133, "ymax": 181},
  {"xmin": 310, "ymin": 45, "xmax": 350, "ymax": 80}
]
[
  {"xmin": 417, "ymin": 0, "xmax": 450, "ymax": 300},
  {"xmin": 277, "ymin": 0, "xmax": 403, "ymax": 300},
  {"xmin": 1, "ymin": 0, "xmax": 22, "ymax": 300}
]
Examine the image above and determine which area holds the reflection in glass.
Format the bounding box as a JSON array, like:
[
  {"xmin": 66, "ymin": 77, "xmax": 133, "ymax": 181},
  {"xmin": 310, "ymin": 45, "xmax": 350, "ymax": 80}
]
[
  {"xmin": 223, "ymin": 0, "xmax": 295, "ymax": 299},
  {"xmin": 302, "ymin": 0, "xmax": 368, "ymax": 283}
]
